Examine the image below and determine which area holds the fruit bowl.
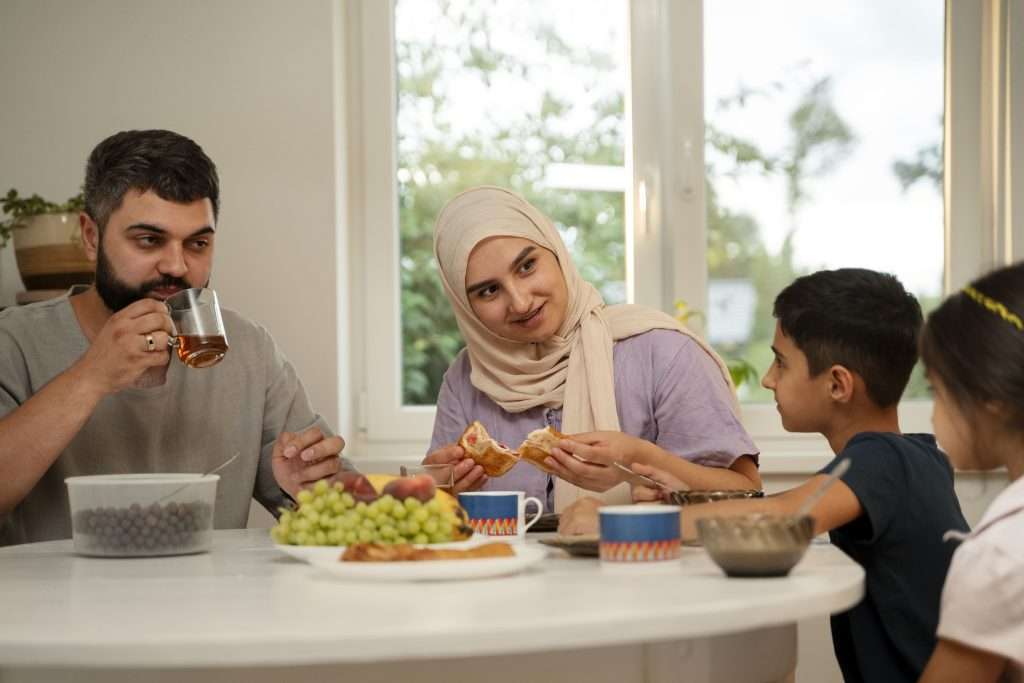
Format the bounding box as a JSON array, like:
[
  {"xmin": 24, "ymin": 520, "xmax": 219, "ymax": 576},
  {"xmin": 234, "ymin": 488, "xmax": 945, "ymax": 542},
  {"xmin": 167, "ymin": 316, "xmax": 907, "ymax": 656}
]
[
  {"xmin": 271, "ymin": 473, "xmax": 471, "ymax": 548},
  {"xmin": 65, "ymin": 474, "xmax": 219, "ymax": 557}
]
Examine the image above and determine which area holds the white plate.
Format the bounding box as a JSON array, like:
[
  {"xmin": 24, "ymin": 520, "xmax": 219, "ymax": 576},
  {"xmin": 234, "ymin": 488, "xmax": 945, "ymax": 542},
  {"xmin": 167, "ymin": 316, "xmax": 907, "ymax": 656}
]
[
  {"xmin": 274, "ymin": 535, "xmax": 490, "ymax": 565},
  {"xmin": 309, "ymin": 544, "xmax": 547, "ymax": 582}
]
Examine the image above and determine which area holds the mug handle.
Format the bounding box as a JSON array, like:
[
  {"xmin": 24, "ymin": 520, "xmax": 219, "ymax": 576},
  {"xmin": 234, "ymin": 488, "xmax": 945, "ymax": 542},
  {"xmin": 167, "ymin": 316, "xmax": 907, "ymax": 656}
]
[
  {"xmin": 164, "ymin": 302, "xmax": 181, "ymax": 349},
  {"xmin": 523, "ymin": 497, "xmax": 544, "ymax": 532}
]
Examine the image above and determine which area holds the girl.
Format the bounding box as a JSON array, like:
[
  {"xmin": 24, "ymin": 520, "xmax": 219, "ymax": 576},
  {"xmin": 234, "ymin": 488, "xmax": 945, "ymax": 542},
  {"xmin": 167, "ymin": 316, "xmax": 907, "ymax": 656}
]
[
  {"xmin": 421, "ymin": 186, "xmax": 760, "ymax": 510},
  {"xmin": 919, "ymin": 262, "xmax": 1024, "ymax": 682}
]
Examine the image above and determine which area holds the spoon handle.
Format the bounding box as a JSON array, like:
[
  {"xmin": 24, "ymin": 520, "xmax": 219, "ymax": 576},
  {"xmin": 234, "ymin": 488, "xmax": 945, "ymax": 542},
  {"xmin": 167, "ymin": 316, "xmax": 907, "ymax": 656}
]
[
  {"xmin": 203, "ymin": 451, "xmax": 240, "ymax": 477},
  {"xmin": 155, "ymin": 452, "xmax": 240, "ymax": 504},
  {"xmin": 796, "ymin": 458, "xmax": 851, "ymax": 518},
  {"xmin": 611, "ymin": 461, "xmax": 677, "ymax": 491}
]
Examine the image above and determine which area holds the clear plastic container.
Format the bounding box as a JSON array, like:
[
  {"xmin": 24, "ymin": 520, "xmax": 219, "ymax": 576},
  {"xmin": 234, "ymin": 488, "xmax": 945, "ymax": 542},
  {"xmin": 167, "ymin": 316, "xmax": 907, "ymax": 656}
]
[{"xmin": 65, "ymin": 474, "xmax": 219, "ymax": 557}]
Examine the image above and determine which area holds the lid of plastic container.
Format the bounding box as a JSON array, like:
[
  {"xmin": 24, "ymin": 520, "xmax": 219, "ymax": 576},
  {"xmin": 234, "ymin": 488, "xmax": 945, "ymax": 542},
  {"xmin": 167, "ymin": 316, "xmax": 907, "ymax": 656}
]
[{"xmin": 64, "ymin": 473, "xmax": 220, "ymax": 485}]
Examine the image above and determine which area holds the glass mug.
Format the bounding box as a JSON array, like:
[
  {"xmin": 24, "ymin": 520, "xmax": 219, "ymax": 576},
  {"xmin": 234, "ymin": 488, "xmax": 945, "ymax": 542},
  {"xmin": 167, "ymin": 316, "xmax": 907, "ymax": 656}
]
[
  {"xmin": 164, "ymin": 288, "xmax": 229, "ymax": 369},
  {"xmin": 399, "ymin": 464, "xmax": 455, "ymax": 491}
]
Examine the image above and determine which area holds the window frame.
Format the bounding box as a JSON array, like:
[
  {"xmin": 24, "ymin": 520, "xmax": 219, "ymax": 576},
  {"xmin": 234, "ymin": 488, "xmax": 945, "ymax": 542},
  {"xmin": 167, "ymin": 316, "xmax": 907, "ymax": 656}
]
[{"xmin": 347, "ymin": 0, "xmax": 1017, "ymax": 467}]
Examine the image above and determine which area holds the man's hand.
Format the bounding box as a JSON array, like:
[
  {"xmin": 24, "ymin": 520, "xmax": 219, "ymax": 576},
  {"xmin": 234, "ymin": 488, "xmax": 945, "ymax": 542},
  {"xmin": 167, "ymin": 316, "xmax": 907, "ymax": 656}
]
[
  {"xmin": 75, "ymin": 299, "xmax": 175, "ymax": 394},
  {"xmin": 423, "ymin": 444, "xmax": 487, "ymax": 494},
  {"xmin": 272, "ymin": 426, "xmax": 346, "ymax": 498},
  {"xmin": 558, "ymin": 496, "xmax": 604, "ymax": 536},
  {"xmin": 629, "ymin": 463, "xmax": 686, "ymax": 503}
]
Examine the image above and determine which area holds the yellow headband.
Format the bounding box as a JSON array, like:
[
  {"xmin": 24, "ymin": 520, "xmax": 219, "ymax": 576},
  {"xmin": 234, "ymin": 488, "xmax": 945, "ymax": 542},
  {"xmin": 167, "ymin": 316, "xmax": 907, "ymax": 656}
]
[{"xmin": 963, "ymin": 285, "xmax": 1024, "ymax": 331}]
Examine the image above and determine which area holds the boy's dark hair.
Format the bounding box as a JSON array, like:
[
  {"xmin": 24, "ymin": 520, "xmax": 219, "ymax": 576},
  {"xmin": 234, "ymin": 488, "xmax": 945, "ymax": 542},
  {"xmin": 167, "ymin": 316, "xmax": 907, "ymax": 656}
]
[
  {"xmin": 773, "ymin": 268, "xmax": 923, "ymax": 408},
  {"xmin": 83, "ymin": 129, "xmax": 219, "ymax": 231},
  {"xmin": 920, "ymin": 262, "xmax": 1024, "ymax": 434}
]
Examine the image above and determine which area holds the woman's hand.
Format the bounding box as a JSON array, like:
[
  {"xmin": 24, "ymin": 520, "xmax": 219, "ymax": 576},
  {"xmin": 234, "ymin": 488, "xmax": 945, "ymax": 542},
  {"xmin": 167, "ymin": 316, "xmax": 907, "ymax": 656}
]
[
  {"xmin": 543, "ymin": 430, "xmax": 652, "ymax": 492},
  {"xmin": 629, "ymin": 463, "xmax": 686, "ymax": 503},
  {"xmin": 558, "ymin": 497, "xmax": 604, "ymax": 536},
  {"xmin": 554, "ymin": 431, "xmax": 649, "ymax": 467},
  {"xmin": 545, "ymin": 447, "xmax": 624, "ymax": 492},
  {"xmin": 423, "ymin": 444, "xmax": 487, "ymax": 494}
]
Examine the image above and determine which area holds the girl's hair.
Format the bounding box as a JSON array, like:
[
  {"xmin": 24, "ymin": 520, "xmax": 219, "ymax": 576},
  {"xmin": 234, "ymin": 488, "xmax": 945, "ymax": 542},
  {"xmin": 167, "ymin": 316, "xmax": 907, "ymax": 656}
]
[{"xmin": 920, "ymin": 261, "xmax": 1024, "ymax": 434}]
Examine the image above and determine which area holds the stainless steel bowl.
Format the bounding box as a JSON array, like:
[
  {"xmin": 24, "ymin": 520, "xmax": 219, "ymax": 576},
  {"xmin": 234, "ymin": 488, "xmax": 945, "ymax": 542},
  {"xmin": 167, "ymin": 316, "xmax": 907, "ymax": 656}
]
[
  {"xmin": 696, "ymin": 514, "xmax": 815, "ymax": 577},
  {"xmin": 667, "ymin": 489, "xmax": 764, "ymax": 506}
]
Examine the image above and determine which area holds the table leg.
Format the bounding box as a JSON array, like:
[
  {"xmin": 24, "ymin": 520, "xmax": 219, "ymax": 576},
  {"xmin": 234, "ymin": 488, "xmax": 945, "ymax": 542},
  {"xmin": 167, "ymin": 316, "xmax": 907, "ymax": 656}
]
[{"xmin": 643, "ymin": 623, "xmax": 797, "ymax": 683}]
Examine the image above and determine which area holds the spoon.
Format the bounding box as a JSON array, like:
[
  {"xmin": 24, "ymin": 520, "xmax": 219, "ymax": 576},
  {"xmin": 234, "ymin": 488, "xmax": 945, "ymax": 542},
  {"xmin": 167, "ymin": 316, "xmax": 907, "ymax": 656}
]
[
  {"xmin": 611, "ymin": 461, "xmax": 678, "ymax": 492},
  {"xmin": 155, "ymin": 452, "xmax": 240, "ymax": 504},
  {"xmin": 560, "ymin": 450, "xmax": 679, "ymax": 494},
  {"xmin": 796, "ymin": 458, "xmax": 850, "ymax": 518}
]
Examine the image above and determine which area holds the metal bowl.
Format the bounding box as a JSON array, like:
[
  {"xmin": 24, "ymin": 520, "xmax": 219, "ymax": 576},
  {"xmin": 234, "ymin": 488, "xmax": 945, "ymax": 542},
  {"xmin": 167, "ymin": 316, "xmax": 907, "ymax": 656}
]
[
  {"xmin": 667, "ymin": 489, "xmax": 764, "ymax": 506},
  {"xmin": 696, "ymin": 514, "xmax": 815, "ymax": 578}
]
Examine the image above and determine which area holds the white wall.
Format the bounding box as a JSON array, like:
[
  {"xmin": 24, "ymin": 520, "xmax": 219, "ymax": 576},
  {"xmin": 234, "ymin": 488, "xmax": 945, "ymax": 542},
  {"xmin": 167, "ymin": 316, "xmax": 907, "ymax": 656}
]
[{"xmin": 0, "ymin": 0, "xmax": 350, "ymax": 436}]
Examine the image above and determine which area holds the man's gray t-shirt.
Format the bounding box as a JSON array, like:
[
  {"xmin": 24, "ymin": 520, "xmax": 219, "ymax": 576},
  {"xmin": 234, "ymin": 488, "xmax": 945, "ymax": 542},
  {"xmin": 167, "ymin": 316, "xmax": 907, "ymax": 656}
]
[{"xmin": 0, "ymin": 293, "xmax": 336, "ymax": 546}]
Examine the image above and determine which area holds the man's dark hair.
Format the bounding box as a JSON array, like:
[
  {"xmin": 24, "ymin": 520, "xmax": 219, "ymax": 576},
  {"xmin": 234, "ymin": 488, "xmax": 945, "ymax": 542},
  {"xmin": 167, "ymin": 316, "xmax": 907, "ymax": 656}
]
[
  {"xmin": 773, "ymin": 268, "xmax": 923, "ymax": 408},
  {"xmin": 920, "ymin": 262, "xmax": 1024, "ymax": 434},
  {"xmin": 83, "ymin": 129, "xmax": 219, "ymax": 231}
]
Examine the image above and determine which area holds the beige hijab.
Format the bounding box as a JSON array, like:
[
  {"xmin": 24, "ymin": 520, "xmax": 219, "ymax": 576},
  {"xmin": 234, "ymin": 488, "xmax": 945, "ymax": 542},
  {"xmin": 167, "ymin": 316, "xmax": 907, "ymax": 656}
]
[{"xmin": 434, "ymin": 186, "xmax": 739, "ymax": 510}]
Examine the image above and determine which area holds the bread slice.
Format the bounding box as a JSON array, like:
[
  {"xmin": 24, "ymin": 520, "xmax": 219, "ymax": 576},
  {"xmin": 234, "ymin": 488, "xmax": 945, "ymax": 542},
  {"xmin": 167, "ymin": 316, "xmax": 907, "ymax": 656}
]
[
  {"xmin": 341, "ymin": 542, "xmax": 515, "ymax": 562},
  {"xmin": 517, "ymin": 426, "xmax": 566, "ymax": 474},
  {"xmin": 458, "ymin": 421, "xmax": 520, "ymax": 477}
]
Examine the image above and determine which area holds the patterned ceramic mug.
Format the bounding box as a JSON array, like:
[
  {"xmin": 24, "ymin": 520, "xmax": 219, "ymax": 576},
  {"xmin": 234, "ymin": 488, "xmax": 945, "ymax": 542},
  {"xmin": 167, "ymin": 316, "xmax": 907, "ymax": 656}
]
[
  {"xmin": 599, "ymin": 505, "xmax": 682, "ymax": 563},
  {"xmin": 457, "ymin": 491, "xmax": 543, "ymax": 542}
]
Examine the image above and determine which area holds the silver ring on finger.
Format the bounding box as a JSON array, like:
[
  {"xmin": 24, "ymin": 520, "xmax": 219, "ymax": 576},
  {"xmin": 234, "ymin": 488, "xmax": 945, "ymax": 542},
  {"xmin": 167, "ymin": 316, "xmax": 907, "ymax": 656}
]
[{"xmin": 145, "ymin": 333, "xmax": 156, "ymax": 352}]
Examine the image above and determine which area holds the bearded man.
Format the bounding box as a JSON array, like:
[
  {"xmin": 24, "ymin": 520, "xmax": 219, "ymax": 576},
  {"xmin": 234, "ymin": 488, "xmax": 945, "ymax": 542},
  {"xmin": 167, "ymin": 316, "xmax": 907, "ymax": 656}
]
[{"xmin": 0, "ymin": 129, "xmax": 351, "ymax": 545}]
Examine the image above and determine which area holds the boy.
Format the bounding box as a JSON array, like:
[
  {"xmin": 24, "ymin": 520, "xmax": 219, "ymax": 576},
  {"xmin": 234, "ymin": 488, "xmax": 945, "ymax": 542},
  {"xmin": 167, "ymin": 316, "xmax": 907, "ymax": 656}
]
[{"xmin": 557, "ymin": 268, "xmax": 969, "ymax": 683}]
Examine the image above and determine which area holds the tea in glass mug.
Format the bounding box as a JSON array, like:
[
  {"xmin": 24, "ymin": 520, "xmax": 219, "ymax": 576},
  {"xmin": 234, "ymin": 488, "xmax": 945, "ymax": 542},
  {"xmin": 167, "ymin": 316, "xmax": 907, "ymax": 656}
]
[{"xmin": 164, "ymin": 288, "xmax": 229, "ymax": 369}]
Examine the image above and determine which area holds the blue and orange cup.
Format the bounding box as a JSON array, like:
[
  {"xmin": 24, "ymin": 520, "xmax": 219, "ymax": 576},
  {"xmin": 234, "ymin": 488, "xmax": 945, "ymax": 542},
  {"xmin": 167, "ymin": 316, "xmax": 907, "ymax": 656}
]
[
  {"xmin": 599, "ymin": 505, "xmax": 682, "ymax": 563},
  {"xmin": 457, "ymin": 491, "xmax": 543, "ymax": 542}
]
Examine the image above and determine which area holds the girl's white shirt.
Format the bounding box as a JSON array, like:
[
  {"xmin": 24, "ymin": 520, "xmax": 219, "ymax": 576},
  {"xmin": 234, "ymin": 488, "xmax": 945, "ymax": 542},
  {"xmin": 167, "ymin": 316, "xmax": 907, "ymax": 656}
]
[{"xmin": 939, "ymin": 473, "xmax": 1024, "ymax": 682}]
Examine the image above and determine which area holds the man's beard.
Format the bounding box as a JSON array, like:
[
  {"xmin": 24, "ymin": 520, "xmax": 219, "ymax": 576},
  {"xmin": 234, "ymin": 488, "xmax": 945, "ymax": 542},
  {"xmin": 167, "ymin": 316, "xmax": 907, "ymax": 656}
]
[{"xmin": 94, "ymin": 246, "xmax": 197, "ymax": 312}]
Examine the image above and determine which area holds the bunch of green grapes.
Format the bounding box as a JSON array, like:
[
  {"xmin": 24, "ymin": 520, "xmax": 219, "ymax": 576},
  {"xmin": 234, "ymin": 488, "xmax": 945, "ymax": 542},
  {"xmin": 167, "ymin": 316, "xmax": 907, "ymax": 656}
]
[{"xmin": 271, "ymin": 479, "xmax": 462, "ymax": 546}]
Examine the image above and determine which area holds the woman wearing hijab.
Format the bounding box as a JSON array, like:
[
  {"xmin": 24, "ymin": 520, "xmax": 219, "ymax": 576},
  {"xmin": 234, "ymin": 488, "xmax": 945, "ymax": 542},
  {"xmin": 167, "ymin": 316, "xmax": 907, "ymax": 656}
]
[{"xmin": 423, "ymin": 186, "xmax": 760, "ymax": 511}]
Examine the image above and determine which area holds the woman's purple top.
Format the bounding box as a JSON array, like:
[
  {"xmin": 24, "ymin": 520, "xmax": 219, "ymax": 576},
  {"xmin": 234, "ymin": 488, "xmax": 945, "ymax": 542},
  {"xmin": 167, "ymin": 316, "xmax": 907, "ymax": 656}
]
[{"xmin": 428, "ymin": 329, "xmax": 759, "ymax": 510}]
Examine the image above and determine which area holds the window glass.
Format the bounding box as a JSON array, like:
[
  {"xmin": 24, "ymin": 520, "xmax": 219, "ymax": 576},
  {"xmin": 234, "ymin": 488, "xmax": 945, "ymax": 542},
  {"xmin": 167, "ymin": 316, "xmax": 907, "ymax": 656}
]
[
  {"xmin": 395, "ymin": 0, "xmax": 628, "ymax": 405},
  {"xmin": 704, "ymin": 1, "xmax": 944, "ymax": 400}
]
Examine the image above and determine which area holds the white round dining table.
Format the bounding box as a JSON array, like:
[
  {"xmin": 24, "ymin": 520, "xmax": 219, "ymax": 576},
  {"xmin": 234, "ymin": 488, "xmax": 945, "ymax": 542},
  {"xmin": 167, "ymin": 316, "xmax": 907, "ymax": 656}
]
[{"xmin": 0, "ymin": 528, "xmax": 862, "ymax": 683}]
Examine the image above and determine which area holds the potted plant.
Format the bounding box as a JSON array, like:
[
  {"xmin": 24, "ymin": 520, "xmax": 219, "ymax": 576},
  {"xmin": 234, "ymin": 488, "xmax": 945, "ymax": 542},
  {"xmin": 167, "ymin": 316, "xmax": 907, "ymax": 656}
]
[{"xmin": 0, "ymin": 188, "xmax": 92, "ymax": 291}]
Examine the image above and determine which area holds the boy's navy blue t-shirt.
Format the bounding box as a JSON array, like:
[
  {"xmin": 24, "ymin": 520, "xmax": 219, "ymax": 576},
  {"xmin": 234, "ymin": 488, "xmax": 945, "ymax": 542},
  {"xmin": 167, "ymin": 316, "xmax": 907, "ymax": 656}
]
[{"xmin": 819, "ymin": 432, "xmax": 968, "ymax": 683}]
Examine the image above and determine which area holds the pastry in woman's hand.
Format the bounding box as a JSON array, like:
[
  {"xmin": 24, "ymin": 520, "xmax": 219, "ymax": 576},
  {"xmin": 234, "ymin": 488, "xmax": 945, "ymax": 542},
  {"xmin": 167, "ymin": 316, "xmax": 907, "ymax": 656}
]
[
  {"xmin": 517, "ymin": 425, "xmax": 566, "ymax": 474},
  {"xmin": 459, "ymin": 421, "xmax": 520, "ymax": 477}
]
